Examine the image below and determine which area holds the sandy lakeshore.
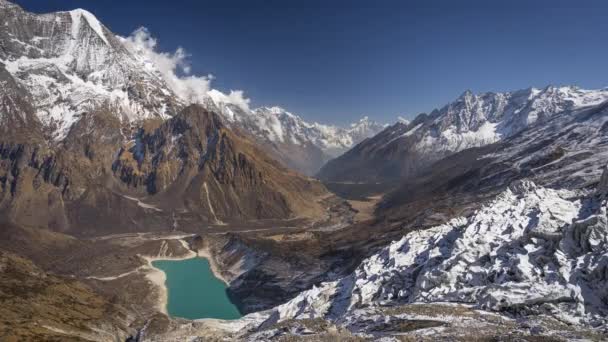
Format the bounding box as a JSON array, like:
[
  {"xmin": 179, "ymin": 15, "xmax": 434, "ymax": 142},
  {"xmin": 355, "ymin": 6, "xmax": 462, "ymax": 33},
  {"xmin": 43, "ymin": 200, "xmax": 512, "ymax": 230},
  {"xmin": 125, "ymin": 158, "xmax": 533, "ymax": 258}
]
[{"xmin": 142, "ymin": 238, "xmax": 229, "ymax": 315}]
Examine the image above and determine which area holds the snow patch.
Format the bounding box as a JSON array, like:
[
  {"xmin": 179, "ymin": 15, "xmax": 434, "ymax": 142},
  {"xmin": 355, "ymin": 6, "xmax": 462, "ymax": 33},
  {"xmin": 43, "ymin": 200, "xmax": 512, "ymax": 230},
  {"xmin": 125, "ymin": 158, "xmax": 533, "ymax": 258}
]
[{"xmin": 401, "ymin": 123, "xmax": 422, "ymax": 137}]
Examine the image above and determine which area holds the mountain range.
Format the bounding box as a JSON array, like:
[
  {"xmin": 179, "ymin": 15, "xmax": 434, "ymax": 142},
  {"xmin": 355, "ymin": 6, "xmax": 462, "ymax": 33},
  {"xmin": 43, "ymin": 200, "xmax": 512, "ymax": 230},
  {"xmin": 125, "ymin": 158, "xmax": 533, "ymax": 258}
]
[
  {"xmin": 0, "ymin": 0, "xmax": 333, "ymax": 235},
  {"xmin": 2, "ymin": 1, "xmax": 608, "ymax": 341},
  {"xmin": 319, "ymin": 85, "xmax": 608, "ymax": 183},
  {"xmin": 0, "ymin": 0, "xmax": 384, "ymax": 175},
  {"xmin": 209, "ymin": 103, "xmax": 386, "ymax": 174}
]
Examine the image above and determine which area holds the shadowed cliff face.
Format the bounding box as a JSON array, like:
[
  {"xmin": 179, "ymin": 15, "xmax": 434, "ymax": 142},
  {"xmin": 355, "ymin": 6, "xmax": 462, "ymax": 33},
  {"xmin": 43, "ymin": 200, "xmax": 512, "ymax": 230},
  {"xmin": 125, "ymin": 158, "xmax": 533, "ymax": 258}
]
[{"xmin": 112, "ymin": 105, "xmax": 328, "ymax": 223}]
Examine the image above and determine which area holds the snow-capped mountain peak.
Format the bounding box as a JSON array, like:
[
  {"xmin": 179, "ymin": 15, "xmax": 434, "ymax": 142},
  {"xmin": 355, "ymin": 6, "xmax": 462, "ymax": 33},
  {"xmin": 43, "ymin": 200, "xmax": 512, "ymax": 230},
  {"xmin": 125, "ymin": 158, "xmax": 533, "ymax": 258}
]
[
  {"xmin": 0, "ymin": 1, "xmax": 385, "ymax": 174},
  {"xmin": 224, "ymin": 104, "xmax": 385, "ymax": 153},
  {"xmin": 397, "ymin": 116, "xmax": 410, "ymax": 125},
  {"xmin": 319, "ymin": 84, "xmax": 608, "ymax": 182},
  {"xmin": 0, "ymin": 2, "xmax": 184, "ymax": 140},
  {"xmin": 263, "ymin": 106, "xmax": 287, "ymax": 115},
  {"xmin": 422, "ymin": 84, "xmax": 608, "ymax": 151},
  {"xmin": 350, "ymin": 115, "xmax": 370, "ymax": 127},
  {"xmin": 67, "ymin": 9, "xmax": 109, "ymax": 46}
]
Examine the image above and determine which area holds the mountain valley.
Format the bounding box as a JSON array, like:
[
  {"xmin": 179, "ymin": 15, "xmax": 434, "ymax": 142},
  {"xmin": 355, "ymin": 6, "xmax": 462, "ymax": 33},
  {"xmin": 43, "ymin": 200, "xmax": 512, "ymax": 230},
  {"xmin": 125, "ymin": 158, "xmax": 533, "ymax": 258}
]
[{"xmin": 0, "ymin": 1, "xmax": 607, "ymax": 341}]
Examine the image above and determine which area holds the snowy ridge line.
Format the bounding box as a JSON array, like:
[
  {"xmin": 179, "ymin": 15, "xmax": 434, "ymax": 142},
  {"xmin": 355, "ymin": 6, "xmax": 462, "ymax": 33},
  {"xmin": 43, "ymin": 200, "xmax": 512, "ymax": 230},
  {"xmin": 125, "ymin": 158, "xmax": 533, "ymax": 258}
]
[
  {"xmin": 210, "ymin": 102, "xmax": 387, "ymax": 155},
  {"xmin": 237, "ymin": 177, "xmax": 608, "ymax": 332},
  {"xmin": 0, "ymin": 2, "xmax": 385, "ymax": 159},
  {"xmin": 416, "ymin": 85, "xmax": 608, "ymax": 156}
]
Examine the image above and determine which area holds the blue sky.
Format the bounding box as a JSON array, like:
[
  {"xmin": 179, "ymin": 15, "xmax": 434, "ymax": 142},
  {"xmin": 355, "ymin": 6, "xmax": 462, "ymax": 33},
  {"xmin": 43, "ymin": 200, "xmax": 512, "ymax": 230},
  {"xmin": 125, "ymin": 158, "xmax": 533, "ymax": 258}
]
[{"xmin": 13, "ymin": 0, "xmax": 608, "ymax": 125}]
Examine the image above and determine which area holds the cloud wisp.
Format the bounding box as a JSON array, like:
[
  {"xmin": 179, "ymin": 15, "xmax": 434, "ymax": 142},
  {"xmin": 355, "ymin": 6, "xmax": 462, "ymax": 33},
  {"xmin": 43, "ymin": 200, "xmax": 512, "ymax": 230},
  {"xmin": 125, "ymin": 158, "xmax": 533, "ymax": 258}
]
[{"xmin": 121, "ymin": 27, "xmax": 250, "ymax": 111}]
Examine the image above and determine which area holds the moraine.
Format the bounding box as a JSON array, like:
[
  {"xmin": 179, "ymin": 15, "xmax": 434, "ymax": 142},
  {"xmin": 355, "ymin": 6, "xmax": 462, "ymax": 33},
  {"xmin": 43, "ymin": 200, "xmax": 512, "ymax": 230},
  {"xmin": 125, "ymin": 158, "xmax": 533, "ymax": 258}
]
[{"xmin": 151, "ymin": 258, "xmax": 242, "ymax": 320}]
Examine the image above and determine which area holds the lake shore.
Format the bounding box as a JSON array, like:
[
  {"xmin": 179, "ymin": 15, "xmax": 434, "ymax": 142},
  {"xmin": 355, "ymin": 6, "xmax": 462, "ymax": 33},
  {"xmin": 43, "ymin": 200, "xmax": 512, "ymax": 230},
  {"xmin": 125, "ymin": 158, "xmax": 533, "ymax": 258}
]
[
  {"xmin": 142, "ymin": 238, "xmax": 197, "ymax": 315},
  {"xmin": 142, "ymin": 238, "xmax": 229, "ymax": 315},
  {"xmin": 196, "ymin": 247, "xmax": 229, "ymax": 285}
]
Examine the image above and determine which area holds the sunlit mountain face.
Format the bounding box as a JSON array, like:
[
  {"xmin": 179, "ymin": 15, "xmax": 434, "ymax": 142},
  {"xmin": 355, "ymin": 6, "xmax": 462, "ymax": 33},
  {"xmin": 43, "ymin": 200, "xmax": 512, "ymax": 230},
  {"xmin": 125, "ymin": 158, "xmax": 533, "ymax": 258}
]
[{"xmin": 1, "ymin": 0, "xmax": 608, "ymax": 340}]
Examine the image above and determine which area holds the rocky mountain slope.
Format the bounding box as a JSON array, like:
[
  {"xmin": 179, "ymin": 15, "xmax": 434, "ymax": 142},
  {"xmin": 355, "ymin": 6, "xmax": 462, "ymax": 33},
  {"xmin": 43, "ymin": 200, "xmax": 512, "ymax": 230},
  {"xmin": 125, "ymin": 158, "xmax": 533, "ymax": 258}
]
[
  {"xmin": 112, "ymin": 105, "xmax": 328, "ymax": 223},
  {"xmin": 252, "ymin": 177, "xmax": 608, "ymax": 340},
  {"xmin": 208, "ymin": 103, "xmax": 385, "ymax": 174},
  {"xmin": 0, "ymin": 101, "xmax": 328, "ymax": 236},
  {"xmin": 151, "ymin": 175, "xmax": 608, "ymax": 340},
  {"xmin": 318, "ymin": 86, "xmax": 608, "ymax": 182},
  {"xmin": 0, "ymin": 0, "xmax": 334, "ymax": 235},
  {"xmin": 380, "ymin": 95, "xmax": 608, "ymax": 221},
  {"xmin": 0, "ymin": 0, "xmax": 383, "ymax": 175},
  {"xmin": 0, "ymin": 250, "xmax": 134, "ymax": 341}
]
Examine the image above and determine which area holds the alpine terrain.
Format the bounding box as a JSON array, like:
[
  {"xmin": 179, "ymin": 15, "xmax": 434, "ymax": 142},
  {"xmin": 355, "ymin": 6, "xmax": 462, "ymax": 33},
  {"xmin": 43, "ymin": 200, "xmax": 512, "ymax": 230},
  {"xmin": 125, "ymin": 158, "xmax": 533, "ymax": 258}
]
[
  {"xmin": 319, "ymin": 86, "xmax": 608, "ymax": 183},
  {"xmin": 1, "ymin": 0, "xmax": 607, "ymax": 341}
]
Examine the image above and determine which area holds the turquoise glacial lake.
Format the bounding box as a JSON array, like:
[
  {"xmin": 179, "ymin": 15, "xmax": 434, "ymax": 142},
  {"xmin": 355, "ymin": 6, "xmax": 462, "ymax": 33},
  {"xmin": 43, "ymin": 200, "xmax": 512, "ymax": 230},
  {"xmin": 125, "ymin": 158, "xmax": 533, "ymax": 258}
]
[{"xmin": 152, "ymin": 257, "xmax": 242, "ymax": 320}]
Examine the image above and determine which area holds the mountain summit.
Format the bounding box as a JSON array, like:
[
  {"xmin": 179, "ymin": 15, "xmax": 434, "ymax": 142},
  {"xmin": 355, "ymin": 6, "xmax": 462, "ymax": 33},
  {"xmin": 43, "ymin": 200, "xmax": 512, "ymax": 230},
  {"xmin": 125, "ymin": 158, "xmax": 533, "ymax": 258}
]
[
  {"xmin": 0, "ymin": 1, "xmax": 384, "ymax": 174},
  {"xmin": 318, "ymin": 85, "xmax": 608, "ymax": 182},
  {"xmin": 0, "ymin": 2, "xmax": 331, "ymax": 234}
]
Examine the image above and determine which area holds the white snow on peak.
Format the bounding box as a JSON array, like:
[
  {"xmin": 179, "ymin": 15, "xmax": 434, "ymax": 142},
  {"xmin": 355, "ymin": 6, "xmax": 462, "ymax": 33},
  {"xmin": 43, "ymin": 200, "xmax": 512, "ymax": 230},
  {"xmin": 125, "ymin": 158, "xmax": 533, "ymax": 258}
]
[
  {"xmin": 380, "ymin": 85, "xmax": 608, "ymax": 161},
  {"xmin": 207, "ymin": 102, "xmax": 385, "ymax": 155},
  {"xmin": 401, "ymin": 122, "xmax": 422, "ymax": 137},
  {"xmin": 397, "ymin": 116, "xmax": 410, "ymax": 125},
  {"xmin": 350, "ymin": 116, "xmax": 369, "ymax": 128},
  {"xmin": 1, "ymin": 3, "xmax": 385, "ymax": 154},
  {"xmin": 265, "ymin": 106, "xmax": 287, "ymax": 115},
  {"xmin": 0, "ymin": 5, "xmax": 185, "ymax": 141},
  {"xmin": 68, "ymin": 9, "xmax": 109, "ymax": 46},
  {"xmin": 558, "ymin": 85, "xmax": 608, "ymax": 107}
]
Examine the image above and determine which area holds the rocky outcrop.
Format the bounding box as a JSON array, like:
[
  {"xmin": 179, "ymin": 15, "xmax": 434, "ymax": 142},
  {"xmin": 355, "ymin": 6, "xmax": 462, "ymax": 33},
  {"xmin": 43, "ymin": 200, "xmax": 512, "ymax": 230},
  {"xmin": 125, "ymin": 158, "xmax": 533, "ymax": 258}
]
[
  {"xmin": 112, "ymin": 105, "xmax": 328, "ymax": 223},
  {"xmin": 179, "ymin": 178, "xmax": 606, "ymax": 340},
  {"xmin": 146, "ymin": 178, "xmax": 608, "ymax": 340},
  {"xmin": 191, "ymin": 233, "xmax": 266, "ymax": 283},
  {"xmin": 597, "ymin": 165, "xmax": 608, "ymax": 197}
]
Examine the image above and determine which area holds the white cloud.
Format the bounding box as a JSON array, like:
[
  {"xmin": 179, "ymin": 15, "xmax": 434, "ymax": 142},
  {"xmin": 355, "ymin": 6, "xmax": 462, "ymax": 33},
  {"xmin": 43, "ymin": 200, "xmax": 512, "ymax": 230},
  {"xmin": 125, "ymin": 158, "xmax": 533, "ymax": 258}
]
[
  {"xmin": 121, "ymin": 27, "xmax": 250, "ymax": 111},
  {"xmin": 207, "ymin": 89, "xmax": 250, "ymax": 112}
]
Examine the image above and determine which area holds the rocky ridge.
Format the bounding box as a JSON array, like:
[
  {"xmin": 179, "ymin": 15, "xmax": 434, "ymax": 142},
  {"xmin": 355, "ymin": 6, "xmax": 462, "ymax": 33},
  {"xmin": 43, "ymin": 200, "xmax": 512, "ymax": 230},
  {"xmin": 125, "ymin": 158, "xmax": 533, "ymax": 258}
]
[
  {"xmin": 0, "ymin": 0, "xmax": 384, "ymax": 174},
  {"xmin": 150, "ymin": 175, "xmax": 608, "ymax": 340},
  {"xmin": 208, "ymin": 103, "xmax": 386, "ymax": 174},
  {"xmin": 0, "ymin": 1, "xmax": 331, "ymax": 235},
  {"xmin": 318, "ymin": 86, "xmax": 608, "ymax": 182}
]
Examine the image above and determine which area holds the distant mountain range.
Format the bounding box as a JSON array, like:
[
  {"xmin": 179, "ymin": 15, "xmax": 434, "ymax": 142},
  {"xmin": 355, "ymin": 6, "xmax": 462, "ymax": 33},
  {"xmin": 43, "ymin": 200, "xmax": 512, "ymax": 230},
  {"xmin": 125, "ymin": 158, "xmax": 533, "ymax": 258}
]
[
  {"xmin": 318, "ymin": 85, "xmax": 608, "ymax": 182},
  {"xmin": 207, "ymin": 103, "xmax": 386, "ymax": 174}
]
